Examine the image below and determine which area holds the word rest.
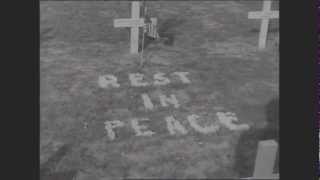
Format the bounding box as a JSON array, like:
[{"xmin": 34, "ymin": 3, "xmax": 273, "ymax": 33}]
[
  {"xmin": 104, "ymin": 112, "xmax": 250, "ymax": 140},
  {"xmin": 98, "ymin": 72, "xmax": 191, "ymax": 88}
]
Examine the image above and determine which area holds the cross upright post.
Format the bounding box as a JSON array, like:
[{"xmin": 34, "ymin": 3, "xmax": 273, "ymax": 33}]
[
  {"xmin": 130, "ymin": 1, "xmax": 141, "ymax": 53},
  {"xmin": 248, "ymin": 0, "xmax": 279, "ymax": 49}
]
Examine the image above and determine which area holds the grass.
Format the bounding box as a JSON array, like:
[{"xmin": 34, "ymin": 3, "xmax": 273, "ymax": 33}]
[{"xmin": 40, "ymin": 1, "xmax": 279, "ymax": 179}]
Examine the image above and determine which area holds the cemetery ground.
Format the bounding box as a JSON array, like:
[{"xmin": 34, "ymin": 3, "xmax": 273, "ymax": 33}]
[{"xmin": 40, "ymin": 1, "xmax": 279, "ymax": 179}]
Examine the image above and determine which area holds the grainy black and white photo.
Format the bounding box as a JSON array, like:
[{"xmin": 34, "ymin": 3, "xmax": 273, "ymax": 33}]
[{"xmin": 40, "ymin": 0, "xmax": 279, "ymax": 179}]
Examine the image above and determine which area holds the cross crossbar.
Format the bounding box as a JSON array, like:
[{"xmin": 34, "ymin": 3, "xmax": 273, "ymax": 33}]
[
  {"xmin": 114, "ymin": 18, "xmax": 145, "ymax": 28},
  {"xmin": 248, "ymin": 11, "xmax": 279, "ymax": 19}
]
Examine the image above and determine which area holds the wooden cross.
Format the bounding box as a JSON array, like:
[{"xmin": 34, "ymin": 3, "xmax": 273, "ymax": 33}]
[
  {"xmin": 248, "ymin": 0, "xmax": 279, "ymax": 49},
  {"xmin": 114, "ymin": 1, "xmax": 144, "ymax": 54},
  {"xmin": 242, "ymin": 140, "xmax": 279, "ymax": 179},
  {"xmin": 114, "ymin": 1, "xmax": 158, "ymax": 54}
]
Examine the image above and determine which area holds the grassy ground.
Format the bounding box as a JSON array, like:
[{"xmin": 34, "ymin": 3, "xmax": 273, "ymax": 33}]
[{"xmin": 40, "ymin": 1, "xmax": 279, "ymax": 179}]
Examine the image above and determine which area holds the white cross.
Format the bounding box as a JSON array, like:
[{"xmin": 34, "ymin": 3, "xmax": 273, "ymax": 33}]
[
  {"xmin": 114, "ymin": 1, "xmax": 158, "ymax": 54},
  {"xmin": 242, "ymin": 140, "xmax": 279, "ymax": 179},
  {"xmin": 248, "ymin": 0, "xmax": 279, "ymax": 49},
  {"xmin": 114, "ymin": 1, "xmax": 144, "ymax": 54}
]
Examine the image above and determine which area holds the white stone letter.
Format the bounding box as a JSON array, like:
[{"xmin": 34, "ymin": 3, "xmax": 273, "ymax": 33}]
[
  {"xmin": 131, "ymin": 118, "xmax": 155, "ymax": 136},
  {"xmin": 165, "ymin": 116, "xmax": 187, "ymax": 135},
  {"xmin": 216, "ymin": 112, "xmax": 250, "ymax": 131},
  {"xmin": 173, "ymin": 72, "xmax": 191, "ymax": 84},
  {"xmin": 104, "ymin": 120, "xmax": 125, "ymax": 140},
  {"xmin": 187, "ymin": 114, "xmax": 220, "ymax": 134},
  {"xmin": 98, "ymin": 75, "xmax": 120, "ymax": 88},
  {"xmin": 141, "ymin": 93, "xmax": 154, "ymax": 110},
  {"xmin": 153, "ymin": 72, "xmax": 170, "ymax": 86},
  {"xmin": 129, "ymin": 73, "xmax": 149, "ymax": 87},
  {"xmin": 159, "ymin": 94, "xmax": 180, "ymax": 108}
]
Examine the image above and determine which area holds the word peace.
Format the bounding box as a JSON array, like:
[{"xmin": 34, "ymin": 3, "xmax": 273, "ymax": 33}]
[{"xmin": 104, "ymin": 112, "xmax": 250, "ymax": 140}]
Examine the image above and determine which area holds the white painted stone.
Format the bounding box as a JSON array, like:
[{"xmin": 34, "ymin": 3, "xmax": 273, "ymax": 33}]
[
  {"xmin": 253, "ymin": 140, "xmax": 278, "ymax": 178},
  {"xmin": 131, "ymin": 118, "xmax": 155, "ymax": 136},
  {"xmin": 159, "ymin": 94, "xmax": 180, "ymax": 108},
  {"xmin": 153, "ymin": 72, "xmax": 171, "ymax": 86},
  {"xmin": 141, "ymin": 93, "xmax": 154, "ymax": 110},
  {"xmin": 129, "ymin": 73, "xmax": 149, "ymax": 87},
  {"xmin": 187, "ymin": 114, "xmax": 220, "ymax": 134},
  {"xmin": 98, "ymin": 75, "xmax": 120, "ymax": 89},
  {"xmin": 216, "ymin": 112, "xmax": 250, "ymax": 131},
  {"xmin": 165, "ymin": 116, "xmax": 188, "ymax": 135},
  {"xmin": 104, "ymin": 120, "xmax": 125, "ymax": 140},
  {"xmin": 173, "ymin": 72, "xmax": 191, "ymax": 84}
]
